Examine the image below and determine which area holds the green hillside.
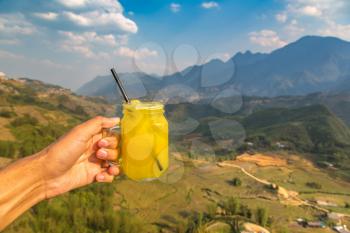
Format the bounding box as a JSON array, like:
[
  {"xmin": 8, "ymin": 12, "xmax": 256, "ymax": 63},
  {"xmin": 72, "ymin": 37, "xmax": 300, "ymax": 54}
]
[
  {"xmin": 168, "ymin": 102, "xmax": 350, "ymax": 173},
  {"xmin": 242, "ymin": 105, "xmax": 350, "ymax": 171},
  {"xmin": 0, "ymin": 78, "xmax": 147, "ymax": 233},
  {"xmin": 0, "ymin": 77, "xmax": 116, "ymax": 158},
  {"xmin": 1, "ymin": 77, "xmax": 350, "ymax": 232}
]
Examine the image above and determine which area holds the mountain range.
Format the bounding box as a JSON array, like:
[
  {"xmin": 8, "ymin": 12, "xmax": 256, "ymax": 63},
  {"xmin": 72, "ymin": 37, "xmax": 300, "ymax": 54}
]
[{"xmin": 77, "ymin": 35, "xmax": 350, "ymax": 100}]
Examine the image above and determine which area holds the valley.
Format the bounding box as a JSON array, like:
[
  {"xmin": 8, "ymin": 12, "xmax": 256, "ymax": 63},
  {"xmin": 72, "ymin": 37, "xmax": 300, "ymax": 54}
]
[
  {"xmin": 111, "ymin": 151, "xmax": 350, "ymax": 232},
  {"xmin": 2, "ymin": 150, "xmax": 349, "ymax": 233},
  {"xmin": 1, "ymin": 76, "xmax": 350, "ymax": 232}
]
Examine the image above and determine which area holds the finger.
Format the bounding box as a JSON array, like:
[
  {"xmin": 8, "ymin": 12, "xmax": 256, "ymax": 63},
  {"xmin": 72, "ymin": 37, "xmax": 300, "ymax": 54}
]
[
  {"xmin": 96, "ymin": 171, "xmax": 114, "ymax": 183},
  {"xmin": 74, "ymin": 116, "xmax": 120, "ymax": 141},
  {"xmin": 101, "ymin": 161, "xmax": 110, "ymax": 168},
  {"xmin": 108, "ymin": 165, "xmax": 120, "ymax": 176},
  {"xmin": 98, "ymin": 135, "xmax": 120, "ymax": 149},
  {"xmin": 96, "ymin": 148, "xmax": 118, "ymax": 161}
]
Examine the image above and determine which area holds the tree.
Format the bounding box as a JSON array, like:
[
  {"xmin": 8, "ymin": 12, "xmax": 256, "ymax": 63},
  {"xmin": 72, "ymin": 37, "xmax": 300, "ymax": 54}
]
[
  {"xmin": 10, "ymin": 114, "xmax": 38, "ymax": 127},
  {"xmin": 240, "ymin": 205, "xmax": 252, "ymax": 219},
  {"xmin": 207, "ymin": 203, "xmax": 217, "ymax": 218},
  {"xmin": 345, "ymin": 202, "xmax": 350, "ymax": 208},
  {"xmin": 230, "ymin": 177, "xmax": 242, "ymax": 187},
  {"xmin": 0, "ymin": 141, "xmax": 15, "ymax": 157},
  {"xmin": 305, "ymin": 182, "xmax": 322, "ymax": 189},
  {"xmin": 224, "ymin": 197, "xmax": 240, "ymax": 215},
  {"xmin": 255, "ymin": 207, "xmax": 268, "ymax": 227}
]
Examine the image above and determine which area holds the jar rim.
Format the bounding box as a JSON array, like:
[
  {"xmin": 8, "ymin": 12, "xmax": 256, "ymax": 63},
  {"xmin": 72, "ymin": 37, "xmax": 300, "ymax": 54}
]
[{"xmin": 123, "ymin": 100, "xmax": 164, "ymax": 111}]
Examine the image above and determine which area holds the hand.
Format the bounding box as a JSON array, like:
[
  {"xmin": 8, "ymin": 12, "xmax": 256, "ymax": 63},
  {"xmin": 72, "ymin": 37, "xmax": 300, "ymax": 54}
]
[{"xmin": 39, "ymin": 116, "xmax": 121, "ymax": 198}]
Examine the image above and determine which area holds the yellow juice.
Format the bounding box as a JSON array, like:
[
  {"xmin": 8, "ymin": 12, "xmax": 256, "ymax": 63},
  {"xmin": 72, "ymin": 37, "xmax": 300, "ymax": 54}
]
[{"xmin": 121, "ymin": 100, "xmax": 168, "ymax": 181}]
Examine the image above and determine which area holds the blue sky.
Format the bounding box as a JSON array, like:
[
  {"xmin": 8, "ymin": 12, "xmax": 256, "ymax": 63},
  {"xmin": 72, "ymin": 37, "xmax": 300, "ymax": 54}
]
[{"xmin": 0, "ymin": 0, "xmax": 350, "ymax": 89}]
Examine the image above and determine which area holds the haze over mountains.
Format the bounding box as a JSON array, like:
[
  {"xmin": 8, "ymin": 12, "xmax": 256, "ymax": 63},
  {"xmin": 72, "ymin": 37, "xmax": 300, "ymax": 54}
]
[{"xmin": 78, "ymin": 36, "xmax": 350, "ymax": 100}]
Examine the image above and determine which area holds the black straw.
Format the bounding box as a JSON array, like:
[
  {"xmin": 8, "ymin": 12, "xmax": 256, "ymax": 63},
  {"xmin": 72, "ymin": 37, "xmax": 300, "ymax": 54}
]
[
  {"xmin": 109, "ymin": 67, "xmax": 163, "ymax": 172},
  {"xmin": 110, "ymin": 68, "xmax": 130, "ymax": 103}
]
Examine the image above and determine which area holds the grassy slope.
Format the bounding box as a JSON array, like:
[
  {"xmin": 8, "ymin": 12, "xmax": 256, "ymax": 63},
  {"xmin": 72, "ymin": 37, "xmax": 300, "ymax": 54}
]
[
  {"xmin": 1, "ymin": 78, "xmax": 350, "ymax": 232},
  {"xmin": 0, "ymin": 78, "xmax": 116, "ymax": 158},
  {"xmin": 111, "ymin": 155, "xmax": 350, "ymax": 232},
  {"xmin": 243, "ymin": 105, "xmax": 350, "ymax": 144}
]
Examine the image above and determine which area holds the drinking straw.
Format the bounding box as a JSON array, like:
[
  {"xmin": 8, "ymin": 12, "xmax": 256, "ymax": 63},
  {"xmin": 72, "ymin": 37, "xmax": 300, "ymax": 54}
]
[
  {"xmin": 109, "ymin": 68, "xmax": 164, "ymax": 172},
  {"xmin": 111, "ymin": 68, "xmax": 130, "ymax": 103}
]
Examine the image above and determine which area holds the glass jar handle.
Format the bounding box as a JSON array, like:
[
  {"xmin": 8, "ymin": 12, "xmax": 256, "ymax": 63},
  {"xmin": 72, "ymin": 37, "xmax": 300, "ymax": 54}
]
[{"xmin": 102, "ymin": 125, "xmax": 121, "ymax": 167}]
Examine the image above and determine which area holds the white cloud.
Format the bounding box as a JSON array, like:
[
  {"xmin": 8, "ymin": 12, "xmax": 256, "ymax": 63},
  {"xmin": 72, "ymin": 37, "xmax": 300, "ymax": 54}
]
[
  {"xmin": 284, "ymin": 0, "xmax": 348, "ymax": 19},
  {"xmin": 0, "ymin": 71, "xmax": 5, "ymax": 77},
  {"xmin": 33, "ymin": 12, "xmax": 59, "ymax": 21},
  {"xmin": 62, "ymin": 10, "xmax": 137, "ymax": 33},
  {"xmin": 0, "ymin": 14, "xmax": 36, "ymax": 35},
  {"xmin": 0, "ymin": 50, "xmax": 24, "ymax": 59},
  {"xmin": 116, "ymin": 46, "xmax": 158, "ymax": 59},
  {"xmin": 249, "ymin": 30, "xmax": 287, "ymax": 48},
  {"xmin": 60, "ymin": 31, "xmax": 120, "ymax": 46},
  {"xmin": 116, "ymin": 34, "xmax": 128, "ymax": 45},
  {"xmin": 276, "ymin": 12, "xmax": 288, "ymax": 23},
  {"xmin": 320, "ymin": 21, "xmax": 350, "ymax": 40},
  {"xmin": 56, "ymin": 0, "xmax": 123, "ymax": 10},
  {"xmin": 62, "ymin": 44, "xmax": 95, "ymax": 58},
  {"xmin": 170, "ymin": 3, "xmax": 181, "ymax": 13},
  {"xmin": 53, "ymin": 0, "xmax": 137, "ymax": 33},
  {"xmin": 59, "ymin": 31, "xmax": 124, "ymax": 58},
  {"xmin": 298, "ymin": 5, "xmax": 322, "ymax": 17},
  {"xmin": 0, "ymin": 39, "xmax": 20, "ymax": 45},
  {"xmin": 56, "ymin": 0, "xmax": 87, "ymax": 8},
  {"xmin": 62, "ymin": 11, "xmax": 90, "ymax": 26},
  {"xmin": 201, "ymin": 1, "xmax": 219, "ymax": 9},
  {"xmin": 284, "ymin": 19, "xmax": 305, "ymax": 37},
  {"xmin": 273, "ymin": 0, "xmax": 350, "ymax": 41}
]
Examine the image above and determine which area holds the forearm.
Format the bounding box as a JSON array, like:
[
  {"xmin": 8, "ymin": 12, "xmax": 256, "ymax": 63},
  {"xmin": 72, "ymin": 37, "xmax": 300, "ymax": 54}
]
[{"xmin": 0, "ymin": 153, "xmax": 46, "ymax": 230}]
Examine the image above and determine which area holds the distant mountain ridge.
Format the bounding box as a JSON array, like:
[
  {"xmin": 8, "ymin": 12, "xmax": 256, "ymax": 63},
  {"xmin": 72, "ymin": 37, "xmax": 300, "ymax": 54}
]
[{"xmin": 77, "ymin": 35, "xmax": 350, "ymax": 100}]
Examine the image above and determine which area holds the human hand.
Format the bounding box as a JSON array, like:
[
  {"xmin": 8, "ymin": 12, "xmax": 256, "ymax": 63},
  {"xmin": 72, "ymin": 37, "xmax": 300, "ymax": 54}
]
[{"xmin": 39, "ymin": 116, "xmax": 121, "ymax": 198}]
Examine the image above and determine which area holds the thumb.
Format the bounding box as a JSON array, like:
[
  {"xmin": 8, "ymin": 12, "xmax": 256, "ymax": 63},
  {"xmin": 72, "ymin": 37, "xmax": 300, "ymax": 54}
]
[{"xmin": 73, "ymin": 116, "xmax": 120, "ymax": 141}]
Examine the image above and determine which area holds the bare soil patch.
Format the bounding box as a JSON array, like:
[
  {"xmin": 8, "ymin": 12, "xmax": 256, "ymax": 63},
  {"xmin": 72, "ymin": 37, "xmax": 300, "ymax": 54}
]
[{"xmin": 236, "ymin": 153, "xmax": 287, "ymax": 167}]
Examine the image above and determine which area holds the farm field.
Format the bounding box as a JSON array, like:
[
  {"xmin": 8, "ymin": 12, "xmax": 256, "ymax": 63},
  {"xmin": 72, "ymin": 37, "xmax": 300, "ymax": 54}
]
[{"xmin": 110, "ymin": 152, "xmax": 350, "ymax": 232}]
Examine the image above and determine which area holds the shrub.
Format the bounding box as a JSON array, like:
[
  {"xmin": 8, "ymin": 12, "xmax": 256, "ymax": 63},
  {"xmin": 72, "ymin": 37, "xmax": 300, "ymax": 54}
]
[
  {"xmin": 6, "ymin": 184, "xmax": 146, "ymax": 233},
  {"xmin": 230, "ymin": 177, "xmax": 242, "ymax": 187},
  {"xmin": 305, "ymin": 182, "xmax": 322, "ymax": 189},
  {"xmin": 0, "ymin": 141, "xmax": 16, "ymax": 157},
  {"xmin": 11, "ymin": 114, "xmax": 38, "ymax": 127},
  {"xmin": 240, "ymin": 204, "xmax": 252, "ymax": 219},
  {"xmin": 224, "ymin": 197, "xmax": 240, "ymax": 215},
  {"xmin": 255, "ymin": 207, "xmax": 268, "ymax": 227},
  {"xmin": 0, "ymin": 110, "xmax": 16, "ymax": 118},
  {"xmin": 207, "ymin": 203, "xmax": 217, "ymax": 218}
]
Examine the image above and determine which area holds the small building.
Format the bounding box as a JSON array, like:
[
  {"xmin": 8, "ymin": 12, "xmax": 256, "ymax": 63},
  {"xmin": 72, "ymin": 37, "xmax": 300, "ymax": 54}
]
[
  {"xmin": 246, "ymin": 142, "xmax": 254, "ymax": 147},
  {"xmin": 0, "ymin": 72, "xmax": 6, "ymax": 80},
  {"xmin": 296, "ymin": 218, "xmax": 307, "ymax": 227},
  {"xmin": 328, "ymin": 212, "xmax": 344, "ymax": 225},
  {"xmin": 308, "ymin": 221, "xmax": 326, "ymax": 228},
  {"xmin": 316, "ymin": 200, "xmax": 338, "ymax": 207},
  {"xmin": 334, "ymin": 225, "xmax": 350, "ymax": 233},
  {"xmin": 275, "ymin": 142, "xmax": 287, "ymax": 149},
  {"xmin": 317, "ymin": 161, "xmax": 335, "ymax": 168}
]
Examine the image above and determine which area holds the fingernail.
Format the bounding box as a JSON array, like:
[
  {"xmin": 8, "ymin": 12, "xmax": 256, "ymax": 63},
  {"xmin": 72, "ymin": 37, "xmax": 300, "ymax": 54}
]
[
  {"xmin": 99, "ymin": 139, "xmax": 109, "ymax": 147},
  {"xmin": 97, "ymin": 174, "xmax": 105, "ymax": 181},
  {"xmin": 97, "ymin": 150, "xmax": 107, "ymax": 159}
]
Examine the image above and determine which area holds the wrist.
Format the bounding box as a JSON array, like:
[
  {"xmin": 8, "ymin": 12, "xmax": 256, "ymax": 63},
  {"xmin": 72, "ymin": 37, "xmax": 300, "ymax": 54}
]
[
  {"xmin": 19, "ymin": 152, "xmax": 47, "ymax": 202},
  {"xmin": 33, "ymin": 151, "xmax": 48, "ymax": 201},
  {"xmin": 0, "ymin": 152, "xmax": 47, "ymax": 229}
]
